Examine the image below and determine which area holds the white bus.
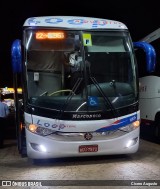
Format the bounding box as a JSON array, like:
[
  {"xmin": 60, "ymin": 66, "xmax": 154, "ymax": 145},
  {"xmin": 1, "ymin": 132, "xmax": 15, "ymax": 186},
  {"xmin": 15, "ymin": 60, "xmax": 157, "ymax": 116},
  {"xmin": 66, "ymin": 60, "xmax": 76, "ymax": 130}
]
[
  {"xmin": 11, "ymin": 16, "xmax": 156, "ymax": 160},
  {"xmin": 136, "ymin": 29, "xmax": 160, "ymax": 142}
]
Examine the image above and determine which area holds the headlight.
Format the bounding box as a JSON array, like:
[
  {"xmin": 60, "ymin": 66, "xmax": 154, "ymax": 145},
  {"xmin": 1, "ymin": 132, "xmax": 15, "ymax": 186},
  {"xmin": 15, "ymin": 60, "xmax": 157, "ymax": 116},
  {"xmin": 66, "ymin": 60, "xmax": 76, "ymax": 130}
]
[
  {"xmin": 26, "ymin": 122, "xmax": 54, "ymax": 136},
  {"xmin": 120, "ymin": 120, "xmax": 140, "ymax": 132},
  {"xmin": 36, "ymin": 127, "xmax": 54, "ymax": 136}
]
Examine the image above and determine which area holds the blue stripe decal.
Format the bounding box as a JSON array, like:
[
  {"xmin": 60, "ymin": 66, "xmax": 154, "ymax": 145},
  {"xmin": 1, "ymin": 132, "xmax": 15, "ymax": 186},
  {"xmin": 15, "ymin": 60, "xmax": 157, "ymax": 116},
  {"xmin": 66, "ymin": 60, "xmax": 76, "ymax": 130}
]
[{"xmin": 96, "ymin": 114, "xmax": 137, "ymax": 132}]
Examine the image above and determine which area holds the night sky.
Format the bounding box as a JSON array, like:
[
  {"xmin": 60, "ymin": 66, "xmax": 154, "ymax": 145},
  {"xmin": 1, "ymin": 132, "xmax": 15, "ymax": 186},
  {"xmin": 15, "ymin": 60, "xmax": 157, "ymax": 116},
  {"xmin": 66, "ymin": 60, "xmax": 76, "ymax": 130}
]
[{"xmin": 0, "ymin": 0, "xmax": 159, "ymax": 87}]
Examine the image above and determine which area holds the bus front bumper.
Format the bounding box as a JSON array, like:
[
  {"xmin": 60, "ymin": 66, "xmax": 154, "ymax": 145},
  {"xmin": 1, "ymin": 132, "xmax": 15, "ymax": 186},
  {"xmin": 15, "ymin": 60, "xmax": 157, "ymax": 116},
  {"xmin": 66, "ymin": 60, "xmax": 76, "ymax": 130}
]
[{"xmin": 26, "ymin": 127, "xmax": 140, "ymax": 159}]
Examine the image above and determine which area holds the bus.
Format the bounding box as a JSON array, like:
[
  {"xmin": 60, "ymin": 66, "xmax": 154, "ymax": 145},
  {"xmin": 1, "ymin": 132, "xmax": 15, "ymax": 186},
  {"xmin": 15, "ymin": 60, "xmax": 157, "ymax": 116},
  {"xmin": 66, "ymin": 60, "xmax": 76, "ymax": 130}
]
[
  {"xmin": 11, "ymin": 16, "xmax": 156, "ymax": 160},
  {"xmin": 136, "ymin": 29, "xmax": 160, "ymax": 142}
]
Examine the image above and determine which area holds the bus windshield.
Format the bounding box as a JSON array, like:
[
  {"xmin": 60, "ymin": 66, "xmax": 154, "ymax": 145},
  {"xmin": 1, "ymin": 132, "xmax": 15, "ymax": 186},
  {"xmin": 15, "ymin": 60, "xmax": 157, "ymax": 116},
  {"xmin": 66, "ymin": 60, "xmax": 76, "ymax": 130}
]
[{"xmin": 24, "ymin": 29, "xmax": 138, "ymax": 113}]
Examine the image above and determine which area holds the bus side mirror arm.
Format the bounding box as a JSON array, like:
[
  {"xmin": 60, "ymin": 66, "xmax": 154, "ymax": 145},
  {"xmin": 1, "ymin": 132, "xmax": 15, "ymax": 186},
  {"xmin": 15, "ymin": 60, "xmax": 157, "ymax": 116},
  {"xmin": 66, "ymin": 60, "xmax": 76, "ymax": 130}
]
[
  {"xmin": 11, "ymin": 39, "xmax": 22, "ymax": 73},
  {"xmin": 133, "ymin": 41, "xmax": 156, "ymax": 73}
]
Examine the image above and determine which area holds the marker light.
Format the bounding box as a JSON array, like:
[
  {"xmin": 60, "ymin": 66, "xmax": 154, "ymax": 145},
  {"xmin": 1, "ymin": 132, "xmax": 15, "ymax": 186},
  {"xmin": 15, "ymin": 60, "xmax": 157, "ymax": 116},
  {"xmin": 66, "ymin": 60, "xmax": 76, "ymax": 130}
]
[
  {"xmin": 20, "ymin": 122, "xmax": 23, "ymax": 131},
  {"xmin": 29, "ymin": 124, "xmax": 37, "ymax": 132},
  {"xmin": 36, "ymin": 31, "xmax": 65, "ymax": 40}
]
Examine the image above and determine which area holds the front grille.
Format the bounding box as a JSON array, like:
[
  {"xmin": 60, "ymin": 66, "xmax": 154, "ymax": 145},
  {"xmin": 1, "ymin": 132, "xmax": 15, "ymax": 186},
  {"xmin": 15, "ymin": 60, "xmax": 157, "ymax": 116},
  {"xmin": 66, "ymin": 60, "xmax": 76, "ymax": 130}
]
[{"xmin": 46, "ymin": 129, "xmax": 128, "ymax": 141}]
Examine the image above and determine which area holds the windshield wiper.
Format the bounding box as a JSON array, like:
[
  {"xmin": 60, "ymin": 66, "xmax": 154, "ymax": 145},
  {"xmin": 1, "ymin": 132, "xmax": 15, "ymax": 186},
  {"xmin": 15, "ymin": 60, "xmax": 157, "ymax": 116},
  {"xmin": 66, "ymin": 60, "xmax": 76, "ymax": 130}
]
[
  {"xmin": 57, "ymin": 77, "xmax": 83, "ymax": 119},
  {"xmin": 90, "ymin": 76, "xmax": 119, "ymax": 118}
]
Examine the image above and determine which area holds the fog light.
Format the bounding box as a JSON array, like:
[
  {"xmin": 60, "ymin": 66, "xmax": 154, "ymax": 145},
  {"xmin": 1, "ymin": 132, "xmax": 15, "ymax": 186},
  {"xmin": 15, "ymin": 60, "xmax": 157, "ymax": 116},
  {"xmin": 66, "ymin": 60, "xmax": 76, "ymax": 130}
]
[
  {"xmin": 30, "ymin": 143, "xmax": 47, "ymax": 152},
  {"xmin": 39, "ymin": 145, "xmax": 47, "ymax": 152},
  {"xmin": 126, "ymin": 137, "xmax": 138, "ymax": 148}
]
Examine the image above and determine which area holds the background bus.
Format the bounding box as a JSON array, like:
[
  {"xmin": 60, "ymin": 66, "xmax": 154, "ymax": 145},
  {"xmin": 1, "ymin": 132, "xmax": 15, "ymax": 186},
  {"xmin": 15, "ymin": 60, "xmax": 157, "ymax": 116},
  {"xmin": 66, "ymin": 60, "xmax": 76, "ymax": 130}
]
[
  {"xmin": 136, "ymin": 29, "xmax": 160, "ymax": 143},
  {"xmin": 11, "ymin": 16, "xmax": 156, "ymax": 160}
]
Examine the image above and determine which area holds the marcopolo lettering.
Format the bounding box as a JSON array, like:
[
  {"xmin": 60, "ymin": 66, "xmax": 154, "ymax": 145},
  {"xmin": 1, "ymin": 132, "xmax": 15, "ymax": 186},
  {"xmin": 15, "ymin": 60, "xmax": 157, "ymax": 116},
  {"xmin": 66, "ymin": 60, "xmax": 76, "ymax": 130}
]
[{"xmin": 72, "ymin": 114, "xmax": 101, "ymax": 119}]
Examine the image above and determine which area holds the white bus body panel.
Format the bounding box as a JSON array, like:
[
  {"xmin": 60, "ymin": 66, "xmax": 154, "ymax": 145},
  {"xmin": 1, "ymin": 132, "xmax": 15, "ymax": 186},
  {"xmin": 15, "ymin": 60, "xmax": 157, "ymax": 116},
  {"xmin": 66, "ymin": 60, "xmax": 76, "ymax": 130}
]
[
  {"xmin": 26, "ymin": 128, "xmax": 139, "ymax": 159},
  {"xmin": 139, "ymin": 76, "xmax": 160, "ymax": 121},
  {"xmin": 23, "ymin": 16, "xmax": 127, "ymax": 30},
  {"xmin": 25, "ymin": 112, "xmax": 140, "ymax": 159}
]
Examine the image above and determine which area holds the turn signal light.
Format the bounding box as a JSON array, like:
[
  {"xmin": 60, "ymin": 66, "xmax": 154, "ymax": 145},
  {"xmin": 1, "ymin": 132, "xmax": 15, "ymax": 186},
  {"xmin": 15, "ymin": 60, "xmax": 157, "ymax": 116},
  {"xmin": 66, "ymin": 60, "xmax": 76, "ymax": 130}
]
[
  {"xmin": 133, "ymin": 120, "xmax": 140, "ymax": 128},
  {"xmin": 29, "ymin": 124, "xmax": 37, "ymax": 132}
]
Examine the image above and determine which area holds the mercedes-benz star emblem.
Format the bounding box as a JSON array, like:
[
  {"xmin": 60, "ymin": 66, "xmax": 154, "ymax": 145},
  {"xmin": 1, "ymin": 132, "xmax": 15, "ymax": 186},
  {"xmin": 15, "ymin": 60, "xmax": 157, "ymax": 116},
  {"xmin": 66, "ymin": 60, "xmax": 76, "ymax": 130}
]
[{"xmin": 84, "ymin": 132, "xmax": 93, "ymax": 140}]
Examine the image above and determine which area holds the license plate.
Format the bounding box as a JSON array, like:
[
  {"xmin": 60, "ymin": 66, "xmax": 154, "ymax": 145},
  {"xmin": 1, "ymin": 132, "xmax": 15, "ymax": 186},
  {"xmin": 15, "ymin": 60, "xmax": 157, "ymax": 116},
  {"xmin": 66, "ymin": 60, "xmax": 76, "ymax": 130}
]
[{"xmin": 79, "ymin": 145, "xmax": 98, "ymax": 153}]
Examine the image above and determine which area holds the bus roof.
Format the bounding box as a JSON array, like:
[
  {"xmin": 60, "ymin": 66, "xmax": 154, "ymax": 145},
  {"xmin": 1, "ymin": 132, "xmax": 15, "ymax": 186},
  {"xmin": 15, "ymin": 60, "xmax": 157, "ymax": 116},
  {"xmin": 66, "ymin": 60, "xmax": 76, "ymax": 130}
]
[{"xmin": 23, "ymin": 16, "xmax": 127, "ymax": 30}]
